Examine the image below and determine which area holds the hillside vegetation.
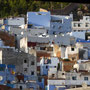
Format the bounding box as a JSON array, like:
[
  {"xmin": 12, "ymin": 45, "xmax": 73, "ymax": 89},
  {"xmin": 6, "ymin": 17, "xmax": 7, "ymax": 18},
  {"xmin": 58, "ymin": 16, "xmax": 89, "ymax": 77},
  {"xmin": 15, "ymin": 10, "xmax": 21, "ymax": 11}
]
[{"xmin": 0, "ymin": 0, "xmax": 69, "ymax": 18}]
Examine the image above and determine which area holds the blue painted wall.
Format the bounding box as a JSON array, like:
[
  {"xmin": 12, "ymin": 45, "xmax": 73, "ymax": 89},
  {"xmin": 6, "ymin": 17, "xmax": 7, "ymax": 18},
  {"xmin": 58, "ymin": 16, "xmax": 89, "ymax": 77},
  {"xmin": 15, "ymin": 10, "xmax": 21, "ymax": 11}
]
[
  {"xmin": 0, "ymin": 64, "xmax": 16, "ymax": 85},
  {"xmin": 27, "ymin": 12, "xmax": 51, "ymax": 28}
]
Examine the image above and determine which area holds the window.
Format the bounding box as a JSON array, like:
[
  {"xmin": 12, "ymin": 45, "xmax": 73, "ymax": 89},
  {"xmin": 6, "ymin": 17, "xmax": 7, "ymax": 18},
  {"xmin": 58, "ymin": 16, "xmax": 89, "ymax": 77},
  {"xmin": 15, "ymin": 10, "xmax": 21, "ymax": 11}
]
[
  {"xmin": 47, "ymin": 47, "xmax": 53, "ymax": 51},
  {"xmin": 78, "ymin": 23, "xmax": 81, "ymax": 27},
  {"xmin": 72, "ymin": 57, "xmax": 75, "ymax": 60},
  {"xmin": 86, "ymin": 18, "xmax": 88, "ymax": 20},
  {"xmin": 52, "ymin": 25, "xmax": 55, "ymax": 28},
  {"xmin": 52, "ymin": 74, "xmax": 55, "ymax": 77},
  {"xmin": 53, "ymin": 31, "xmax": 55, "ymax": 35},
  {"xmin": 47, "ymin": 59, "xmax": 51, "ymax": 64},
  {"xmin": 46, "ymin": 66, "xmax": 48, "ymax": 69},
  {"xmin": 37, "ymin": 13, "xmax": 42, "ymax": 15},
  {"xmin": 62, "ymin": 73, "xmax": 65, "ymax": 75},
  {"xmin": 84, "ymin": 77, "xmax": 88, "ymax": 81},
  {"xmin": 0, "ymin": 67, "xmax": 5, "ymax": 71},
  {"xmin": 71, "ymin": 47, "xmax": 74, "ymax": 51},
  {"xmin": 31, "ymin": 71, "xmax": 34, "ymax": 75},
  {"xmin": 24, "ymin": 68, "xmax": 27, "ymax": 72},
  {"xmin": 72, "ymin": 76, "xmax": 77, "ymax": 80},
  {"xmin": 28, "ymin": 24, "xmax": 33, "ymax": 28},
  {"xmin": 40, "ymin": 47, "xmax": 46, "ymax": 50},
  {"xmin": 74, "ymin": 30, "xmax": 76, "ymax": 32},
  {"xmin": 85, "ymin": 23, "xmax": 89, "ymax": 27},
  {"xmin": 24, "ymin": 60, "xmax": 27, "ymax": 63},
  {"xmin": 74, "ymin": 23, "xmax": 76, "ymax": 27},
  {"xmin": 20, "ymin": 86, "xmax": 22, "ymax": 90},
  {"xmin": 31, "ymin": 61, "xmax": 34, "ymax": 65},
  {"xmin": 54, "ymin": 66, "xmax": 56, "ymax": 68},
  {"xmin": 51, "ymin": 20, "xmax": 62, "ymax": 23},
  {"xmin": 58, "ymin": 26, "xmax": 61, "ymax": 29}
]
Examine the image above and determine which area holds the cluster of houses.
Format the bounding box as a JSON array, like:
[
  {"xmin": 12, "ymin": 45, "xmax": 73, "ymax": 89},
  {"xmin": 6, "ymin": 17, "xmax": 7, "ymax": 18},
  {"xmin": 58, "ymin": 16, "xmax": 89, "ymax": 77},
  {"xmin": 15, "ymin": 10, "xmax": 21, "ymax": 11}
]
[{"xmin": 0, "ymin": 9, "xmax": 90, "ymax": 90}]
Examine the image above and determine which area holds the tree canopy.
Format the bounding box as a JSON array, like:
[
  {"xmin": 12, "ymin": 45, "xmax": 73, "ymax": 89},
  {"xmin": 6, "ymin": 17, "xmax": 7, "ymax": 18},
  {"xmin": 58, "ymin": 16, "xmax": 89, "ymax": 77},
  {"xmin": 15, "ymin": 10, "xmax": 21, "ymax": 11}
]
[{"xmin": 0, "ymin": 0, "xmax": 69, "ymax": 18}]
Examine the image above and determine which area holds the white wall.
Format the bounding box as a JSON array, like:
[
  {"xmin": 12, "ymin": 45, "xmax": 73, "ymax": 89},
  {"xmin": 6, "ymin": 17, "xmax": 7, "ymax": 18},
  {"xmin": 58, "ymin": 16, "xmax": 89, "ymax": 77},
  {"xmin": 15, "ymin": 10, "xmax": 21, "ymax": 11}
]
[
  {"xmin": 66, "ymin": 46, "xmax": 79, "ymax": 55},
  {"xmin": 20, "ymin": 37, "xmax": 28, "ymax": 53},
  {"xmin": 72, "ymin": 16, "xmax": 90, "ymax": 31},
  {"xmin": 5, "ymin": 17, "xmax": 25, "ymax": 26},
  {"xmin": 0, "ymin": 49, "xmax": 2, "ymax": 64},
  {"xmin": 14, "ymin": 83, "xmax": 27, "ymax": 90}
]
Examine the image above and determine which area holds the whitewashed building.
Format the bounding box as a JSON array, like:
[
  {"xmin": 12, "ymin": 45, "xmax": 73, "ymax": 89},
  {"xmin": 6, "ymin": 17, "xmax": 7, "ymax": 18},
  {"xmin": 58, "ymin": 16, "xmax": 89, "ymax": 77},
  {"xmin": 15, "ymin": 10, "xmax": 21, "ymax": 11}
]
[
  {"xmin": 72, "ymin": 16, "xmax": 90, "ymax": 31},
  {"xmin": 40, "ymin": 57, "xmax": 60, "ymax": 75},
  {"xmin": 48, "ymin": 71, "xmax": 90, "ymax": 90},
  {"xmin": 71, "ymin": 16, "xmax": 90, "ymax": 40},
  {"xmin": 4, "ymin": 17, "xmax": 25, "ymax": 26}
]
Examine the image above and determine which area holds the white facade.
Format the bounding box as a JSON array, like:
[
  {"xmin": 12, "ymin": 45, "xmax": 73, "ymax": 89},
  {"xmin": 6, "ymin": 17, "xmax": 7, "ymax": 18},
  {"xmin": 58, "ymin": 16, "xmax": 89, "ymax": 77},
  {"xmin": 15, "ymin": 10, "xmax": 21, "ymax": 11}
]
[
  {"xmin": 72, "ymin": 16, "xmax": 90, "ymax": 31},
  {"xmin": 49, "ymin": 14, "xmax": 73, "ymax": 34},
  {"xmin": 15, "ymin": 35, "xmax": 28, "ymax": 53},
  {"xmin": 60, "ymin": 45, "xmax": 79, "ymax": 59},
  {"xmin": 40, "ymin": 57, "xmax": 59, "ymax": 75},
  {"xmin": 71, "ymin": 16, "xmax": 90, "ymax": 40},
  {"xmin": 40, "ymin": 57, "xmax": 59, "ymax": 67},
  {"xmin": 14, "ymin": 83, "xmax": 27, "ymax": 90},
  {"xmin": 4, "ymin": 17, "xmax": 25, "ymax": 26},
  {"xmin": 66, "ymin": 72, "xmax": 90, "ymax": 86},
  {"xmin": 48, "ymin": 72, "xmax": 90, "ymax": 89},
  {"xmin": 0, "ymin": 19, "xmax": 4, "ymax": 25},
  {"xmin": 0, "ymin": 49, "xmax": 2, "ymax": 64},
  {"xmin": 20, "ymin": 37, "xmax": 28, "ymax": 53}
]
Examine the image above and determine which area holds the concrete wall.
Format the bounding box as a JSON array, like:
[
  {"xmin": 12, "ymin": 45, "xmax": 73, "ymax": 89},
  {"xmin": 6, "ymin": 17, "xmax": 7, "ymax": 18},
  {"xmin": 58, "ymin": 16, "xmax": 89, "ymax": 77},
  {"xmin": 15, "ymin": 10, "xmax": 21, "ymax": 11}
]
[{"xmin": 2, "ymin": 48, "xmax": 37, "ymax": 77}]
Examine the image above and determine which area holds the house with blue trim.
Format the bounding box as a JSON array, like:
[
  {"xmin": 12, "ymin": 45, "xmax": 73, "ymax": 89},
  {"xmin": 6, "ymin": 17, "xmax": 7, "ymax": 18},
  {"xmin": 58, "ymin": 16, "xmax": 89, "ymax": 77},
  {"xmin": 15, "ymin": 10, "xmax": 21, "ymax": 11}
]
[{"xmin": 40, "ymin": 57, "xmax": 62, "ymax": 76}]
